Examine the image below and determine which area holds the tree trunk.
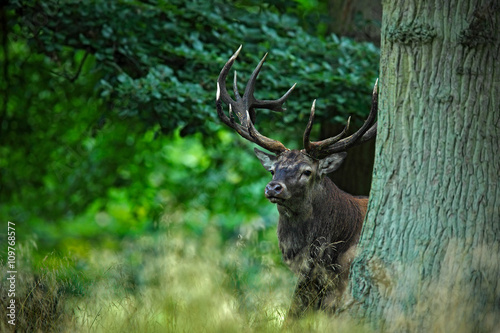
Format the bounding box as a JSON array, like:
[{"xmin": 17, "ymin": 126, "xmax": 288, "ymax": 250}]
[{"xmin": 348, "ymin": 1, "xmax": 500, "ymax": 332}]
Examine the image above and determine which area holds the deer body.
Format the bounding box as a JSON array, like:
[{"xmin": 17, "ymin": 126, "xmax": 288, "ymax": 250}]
[
  {"xmin": 216, "ymin": 46, "xmax": 377, "ymax": 317},
  {"xmin": 255, "ymin": 148, "xmax": 368, "ymax": 315}
]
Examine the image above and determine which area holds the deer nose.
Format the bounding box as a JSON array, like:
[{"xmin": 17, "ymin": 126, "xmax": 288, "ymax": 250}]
[{"xmin": 265, "ymin": 181, "xmax": 285, "ymax": 197}]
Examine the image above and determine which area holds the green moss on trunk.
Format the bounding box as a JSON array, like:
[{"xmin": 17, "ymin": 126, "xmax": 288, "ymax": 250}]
[{"xmin": 348, "ymin": 0, "xmax": 500, "ymax": 331}]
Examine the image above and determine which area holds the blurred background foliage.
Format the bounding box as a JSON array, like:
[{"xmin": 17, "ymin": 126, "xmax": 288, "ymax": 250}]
[
  {"xmin": 2, "ymin": 0, "xmax": 379, "ymax": 252},
  {"xmin": 0, "ymin": 0, "xmax": 379, "ymax": 330}
]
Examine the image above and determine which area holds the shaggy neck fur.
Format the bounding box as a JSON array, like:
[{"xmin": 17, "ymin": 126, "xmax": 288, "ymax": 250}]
[{"xmin": 276, "ymin": 175, "xmax": 366, "ymax": 273}]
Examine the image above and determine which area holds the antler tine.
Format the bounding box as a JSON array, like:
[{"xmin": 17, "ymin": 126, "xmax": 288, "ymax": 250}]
[
  {"xmin": 303, "ymin": 100, "xmax": 351, "ymax": 156},
  {"xmin": 254, "ymin": 82, "xmax": 297, "ymax": 112},
  {"xmin": 244, "ymin": 52, "xmax": 268, "ymax": 104},
  {"xmin": 245, "ymin": 53, "xmax": 297, "ymax": 113},
  {"xmin": 217, "ymin": 45, "xmax": 242, "ymax": 106},
  {"xmin": 302, "ymin": 99, "xmax": 316, "ymax": 153},
  {"xmin": 216, "ymin": 46, "xmax": 293, "ymax": 154},
  {"xmin": 325, "ymin": 79, "xmax": 378, "ymax": 154},
  {"xmin": 303, "ymin": 79, "xmax": 378, "ymax": 158},
  {"xmin": 216, "ymin": 83, "xmax": 255, "ymax": 143},
  {"xmin": 233, "ymin": 71, "xmax": 241, "ymax": 102},
  {"xmin": 216, "ymin": 46, "xmax": 255, "ymax": 143}
]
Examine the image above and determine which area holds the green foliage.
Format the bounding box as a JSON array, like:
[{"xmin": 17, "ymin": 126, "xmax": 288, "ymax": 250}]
[
  {"xmin": 233, "ymin": 0, "xmax": 332, "ymax": 36},
  {"xmin": 3, "ymin": 0, "xmax": 379, "ymax": 253},
  {"xmin": 9, "ymin": 0, "xmax": 378, "ymax": 135}
]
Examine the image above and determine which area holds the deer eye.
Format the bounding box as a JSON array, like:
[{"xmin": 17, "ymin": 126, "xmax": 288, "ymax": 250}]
[
  {"xmin": 270, "ymin": 170, "xmax": 275, "ymax": 176},
  {"xmin": 302, "ymin": 170, "xmax": 312, "ymax": 177}
]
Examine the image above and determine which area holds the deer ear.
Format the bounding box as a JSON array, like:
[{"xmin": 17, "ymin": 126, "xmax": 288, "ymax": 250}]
[
  {"xmin": 254, "ymin": 148, "xmax": 276, "ymax": 171},
  {"xmin": 318, "ymin": 152, "xmax": 347, "ymax": 176}
]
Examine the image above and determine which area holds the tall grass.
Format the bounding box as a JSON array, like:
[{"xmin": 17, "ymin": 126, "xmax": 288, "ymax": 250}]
[{"xmin": 1, "ymin": 219, "xmax": 368, "ymax": 332}]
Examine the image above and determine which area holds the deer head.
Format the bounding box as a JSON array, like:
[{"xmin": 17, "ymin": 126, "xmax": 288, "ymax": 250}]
[{"xmin": 216, "ymin": 46, "xmax": 377, "ymax": 215}]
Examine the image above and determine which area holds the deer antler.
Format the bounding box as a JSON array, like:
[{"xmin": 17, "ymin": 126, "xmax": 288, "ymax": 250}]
[
  {"xmin": 303, "ymin": 79, "xmax": 378, "ymax": 159},
  {"xmin": 216, "ymin": 46, "xmax": 296, "ymax": 154}
]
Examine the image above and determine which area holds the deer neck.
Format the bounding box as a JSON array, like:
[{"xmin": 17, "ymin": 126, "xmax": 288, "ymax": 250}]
[{"xmin": 276, "ymin": 176, "xmax": 364, "ymax": 270}]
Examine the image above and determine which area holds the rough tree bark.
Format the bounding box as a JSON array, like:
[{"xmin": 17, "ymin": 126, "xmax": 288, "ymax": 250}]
[{"xmin": 348, "ymin": 1, "xmax": 499, "ymax": 332}]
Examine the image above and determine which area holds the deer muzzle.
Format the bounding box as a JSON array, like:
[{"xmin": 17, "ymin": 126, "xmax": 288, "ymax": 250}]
[{"xmin": 265, "ymin": 181, "xmax": 289, "ymax": 203}]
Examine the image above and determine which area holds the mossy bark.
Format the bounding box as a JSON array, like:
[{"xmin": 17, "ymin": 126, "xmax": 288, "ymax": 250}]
[{"xmin": 348, "ymin": 1, "xmax": 500, "ymax": 332}]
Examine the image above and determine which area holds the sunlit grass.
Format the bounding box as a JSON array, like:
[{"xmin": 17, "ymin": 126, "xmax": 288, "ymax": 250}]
[
  {"xmin": 0, "ymin": 213, "xmax": 366, "ymax": 332},
  {"xmin": 66, "ymin": 226, "xmax": 291, "ymax": 332},
  {"xmin": 3, "ymin": 208, "xmax": 496, "ymax": 332}
]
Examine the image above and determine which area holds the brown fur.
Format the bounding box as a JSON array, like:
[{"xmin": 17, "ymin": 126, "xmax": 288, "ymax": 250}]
[
  {"xmin": 283, "ymin": 177, "xmax": 367, "ymax": 317},
  {"xmin": 255, "ymin": 149, "xmax": 368, "ymax": 318}
]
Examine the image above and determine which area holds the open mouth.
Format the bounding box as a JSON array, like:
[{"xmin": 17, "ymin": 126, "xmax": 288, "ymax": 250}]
[{"xmin": 267, "ymin": 197, "xmax": 285, "ymax": 204}]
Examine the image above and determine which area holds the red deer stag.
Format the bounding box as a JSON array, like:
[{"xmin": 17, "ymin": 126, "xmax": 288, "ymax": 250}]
[{"xmin": 216, "ymin": 46, "xmax": 377, "ymax": 317}]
